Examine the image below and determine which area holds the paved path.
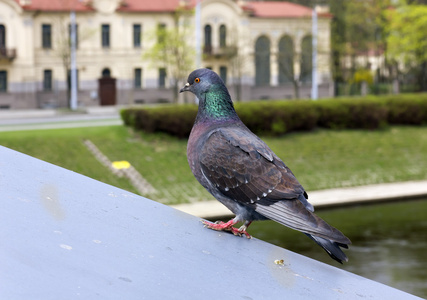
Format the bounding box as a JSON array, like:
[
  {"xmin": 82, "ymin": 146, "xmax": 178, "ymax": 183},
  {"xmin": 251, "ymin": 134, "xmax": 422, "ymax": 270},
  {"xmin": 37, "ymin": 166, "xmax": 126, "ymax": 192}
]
[
  {"xmin": 171, "ymin": 180, "xmax": 427, "ymax": 219},
  {"xmin": 0, "ymin": 107, "xmax": 123, "ymax": 132}
]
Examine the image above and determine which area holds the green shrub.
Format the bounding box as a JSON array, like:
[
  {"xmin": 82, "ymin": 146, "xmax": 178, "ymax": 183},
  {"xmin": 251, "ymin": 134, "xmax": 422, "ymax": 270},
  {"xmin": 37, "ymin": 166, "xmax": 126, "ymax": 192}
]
[
  {"xmin": 120, "ymin": 108, "xmax": 136, "ymax": 127},
  {"xmin": 236, "ymin": 100, "xmax": 318, "ymax": 135},
  {"xmin": 121, "ymin": 93, "xmax": 427, "ymax": 138},
  {"xmin": 127, "ymin": 105, "xmax": 198, "ymax": 138},
  {"xmin": 385, "ymin": 95, "xmax": 427, "ymax": 125},
  {"xmin": 314, "ymin": 98, "xmax": 388, "ymax": 129}
]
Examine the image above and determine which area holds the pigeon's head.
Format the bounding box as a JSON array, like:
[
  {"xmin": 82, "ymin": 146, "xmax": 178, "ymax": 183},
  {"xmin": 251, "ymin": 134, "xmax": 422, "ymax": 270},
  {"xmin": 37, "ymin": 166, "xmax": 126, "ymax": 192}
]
[
  {"xmin": 180, "ymin": 68, "xmax": 226, "ymax": 97},
  {"xmin": 180, "ymin": 68, "xmax": 237, "ymax": 121}
]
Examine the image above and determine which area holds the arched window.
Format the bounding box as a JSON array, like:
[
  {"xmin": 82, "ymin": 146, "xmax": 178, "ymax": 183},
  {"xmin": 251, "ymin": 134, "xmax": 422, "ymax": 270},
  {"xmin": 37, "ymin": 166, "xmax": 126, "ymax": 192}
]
[
  {"xmin": 300, "ymin": 35, "xmax": 313, "ymax": 83},
  {"xmin": 278, "ymin": 35, "xmax": 294, "ymax": 84},
  {"xmin": 0, "ymin": 25, "xmax": 5, "ymax": 48},
  {"xmin": 219, "ymin": 24, "xmax": 226, "ymax": 48},
  {"xmin": 102, "ymin": 68, "xmax": 111, "ymax": 78},
  {"xmin": 255, "ymin": 36, "xmax": 270, "ymax": 86},
  {"xmin": 204, "ymin": 25, "xmax": 212, "ymax": 53}
]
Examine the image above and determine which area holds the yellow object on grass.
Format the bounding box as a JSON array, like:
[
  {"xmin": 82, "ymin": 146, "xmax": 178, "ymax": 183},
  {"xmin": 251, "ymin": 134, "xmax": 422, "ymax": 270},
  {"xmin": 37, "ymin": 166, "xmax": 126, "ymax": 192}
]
[{"xmin": 112, "ymin": 161, "xmax": 131, "ymax": 170}]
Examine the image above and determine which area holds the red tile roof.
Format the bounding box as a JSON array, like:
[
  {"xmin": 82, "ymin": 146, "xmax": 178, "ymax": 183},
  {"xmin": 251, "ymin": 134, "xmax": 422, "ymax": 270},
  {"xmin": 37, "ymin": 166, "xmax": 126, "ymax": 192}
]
[
  {"xmin": 15, "ymin": 0, "xmax": 184, "ymax": 12},
  {"xmin": 245, "ymin": 1, "xmax": 313, "ymax": 18},
  {"xmin": 15, "ymin": 0, "xmax": 330, "ymax": 18},
  {"xmin": 16, "ymin": 0, "xmax": 94, "ymax": 12},
  {"xmin": 117, "ymin": 0, "xmax": 181, "ymax": 12}
]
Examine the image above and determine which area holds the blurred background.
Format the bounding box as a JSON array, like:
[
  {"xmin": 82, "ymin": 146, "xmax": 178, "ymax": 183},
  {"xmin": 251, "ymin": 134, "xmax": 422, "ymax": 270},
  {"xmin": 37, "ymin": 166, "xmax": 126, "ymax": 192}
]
[
  {"xmin": 1, "ymin": 0, "xmax": 427, "ymax": 298},
  {"xmin": 1, "ymin": 0, "xmax": 427, "ymax": 108}
]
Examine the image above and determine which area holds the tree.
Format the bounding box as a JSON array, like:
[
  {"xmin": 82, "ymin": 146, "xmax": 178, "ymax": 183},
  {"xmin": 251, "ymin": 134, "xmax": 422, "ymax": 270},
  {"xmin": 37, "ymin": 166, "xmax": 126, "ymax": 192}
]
[
  {"xmin": 386, "ymin": 2, "xmax": 427, "ymax": 91},
  {"xmin": 273, "ymin": 0, "xmax": 398, "ymax": 95},
  {"xmin": 227, "ymin": 24, "xmax": 249, "ymax": 102},
  {"xmin": 325, "ymin": 0, "xmax": 393, "ymax": 95},
  {"xmin": 338, "ymin": 1, "xmax": 390, "ymax": 74},
  {"xmin": 52, "ymin": 14, "xmax": 95, "ymax": 108},
  {"xmin": 143, "ymin": 7, "xmax": 195, "ymax": 103},
  {"xmin": 329, "ymin": 1, "xmax": 347, "ymax": 84}
]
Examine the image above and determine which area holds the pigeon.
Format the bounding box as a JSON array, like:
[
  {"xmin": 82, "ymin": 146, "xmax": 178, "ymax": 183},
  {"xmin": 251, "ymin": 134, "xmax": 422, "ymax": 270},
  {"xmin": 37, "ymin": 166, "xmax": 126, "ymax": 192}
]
[{"xmin": 180, "ymin": 68, "xmax": 351, "ymax": 263}]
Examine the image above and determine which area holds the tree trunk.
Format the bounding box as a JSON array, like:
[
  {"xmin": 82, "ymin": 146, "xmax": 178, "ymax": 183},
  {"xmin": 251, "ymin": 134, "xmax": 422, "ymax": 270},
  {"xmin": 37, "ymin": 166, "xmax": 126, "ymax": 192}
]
[
  {"xmin": 234, "ymin": 73, "xmax": 242, "ymax": 102},
  {"xmin": 419, "ymin": 62, "xmax": 427, "ymax": 92},
  {"xmin": 173, "ymin": 81, "xmax": 179, "ymax": 103},
  {"xmin": 361, "ymin": 81, "xmax": 368, "ymax": 96},
  {"xmin": 292, "ymin": 79, "xmax": 300, "ymax": 99},
  {"xmin": 392, "ymin": 78, "xmax": 399, "ymax": 94},
  {"xmin": 64, "ymin": 68, "xmax": 71, "ymax": 108}
]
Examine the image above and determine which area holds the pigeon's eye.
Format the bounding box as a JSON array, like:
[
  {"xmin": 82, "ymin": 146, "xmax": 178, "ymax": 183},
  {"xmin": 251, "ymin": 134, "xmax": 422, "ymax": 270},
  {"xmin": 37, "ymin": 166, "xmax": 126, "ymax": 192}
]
[{"xmin": 194, "ymin": 78, "xmax": 200, "ymax": 83}]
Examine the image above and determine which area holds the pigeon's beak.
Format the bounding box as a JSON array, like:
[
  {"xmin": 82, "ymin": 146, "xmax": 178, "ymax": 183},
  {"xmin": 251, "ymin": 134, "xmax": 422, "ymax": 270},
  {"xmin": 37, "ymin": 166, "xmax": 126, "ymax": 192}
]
[{"xmin": 180, "ymin": 82, "xmax": 190, "ymax": 93}]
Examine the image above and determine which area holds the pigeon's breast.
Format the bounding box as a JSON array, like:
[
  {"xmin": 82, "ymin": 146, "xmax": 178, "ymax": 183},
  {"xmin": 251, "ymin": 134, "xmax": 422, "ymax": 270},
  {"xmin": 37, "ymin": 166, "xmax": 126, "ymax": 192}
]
[{"xmin": 187, "ymin": 123, "xmax": 209, "ymax": 184}]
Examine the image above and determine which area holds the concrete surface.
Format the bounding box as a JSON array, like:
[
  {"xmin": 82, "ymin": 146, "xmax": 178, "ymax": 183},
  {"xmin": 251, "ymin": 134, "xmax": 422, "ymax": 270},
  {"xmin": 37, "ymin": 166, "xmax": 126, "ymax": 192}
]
[{"xmin": 1, "ymin": 145, "xmax": 423, "ymax": 300}]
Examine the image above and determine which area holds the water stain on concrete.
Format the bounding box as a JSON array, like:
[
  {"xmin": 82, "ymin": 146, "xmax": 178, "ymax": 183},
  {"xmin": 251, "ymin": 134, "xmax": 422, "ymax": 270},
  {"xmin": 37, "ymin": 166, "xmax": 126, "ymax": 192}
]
[{"xmin": 40, "ymin": 184, "xmax": 66, "ymax": 221}]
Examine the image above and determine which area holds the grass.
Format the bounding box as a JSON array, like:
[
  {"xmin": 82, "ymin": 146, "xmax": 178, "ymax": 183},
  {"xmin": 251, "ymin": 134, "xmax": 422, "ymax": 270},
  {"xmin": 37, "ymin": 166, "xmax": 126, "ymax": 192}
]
[
  {"xmin": 0, "ymin": 126, "xmax": 139, "ymax": 195},
  {"xmin": 263, "ymin": 127, "xmax": 427, "ymax": 190},
  {"xmin": 1, "ymin": 125, "xmax": 427, "ymax": 205}
]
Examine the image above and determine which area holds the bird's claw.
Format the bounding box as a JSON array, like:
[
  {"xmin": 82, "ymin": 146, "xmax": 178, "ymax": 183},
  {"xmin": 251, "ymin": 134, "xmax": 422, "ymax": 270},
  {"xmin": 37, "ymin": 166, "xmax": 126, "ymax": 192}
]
[
  {"xmin": 230, "ymin": 227, "xmax": 252, "ymax": 239},
  {"xmin": 201, "ymin": 220, "xmax": 252, "ymax": 239}
]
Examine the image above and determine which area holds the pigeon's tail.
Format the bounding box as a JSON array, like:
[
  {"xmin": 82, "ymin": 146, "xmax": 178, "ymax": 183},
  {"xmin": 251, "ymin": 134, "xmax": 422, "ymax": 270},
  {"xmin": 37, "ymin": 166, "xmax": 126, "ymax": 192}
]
[
  {"xmin": 304, "ymin": 234, "xmax": 348, "ymax": 264},
  {"xmin": 254, "ymin": 198, "xmax": 351, "ymax": 262},
  {"xmin": 255, "ymin": 198, "xmax": 351, "ymax": 244}
]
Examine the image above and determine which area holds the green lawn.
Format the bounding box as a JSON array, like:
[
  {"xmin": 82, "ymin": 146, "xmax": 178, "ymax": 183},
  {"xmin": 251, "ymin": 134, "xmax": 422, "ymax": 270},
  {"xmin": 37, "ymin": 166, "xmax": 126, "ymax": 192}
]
[{"xmin": 1, "ymin": 125, "xmax": 426, "ymax": 205}]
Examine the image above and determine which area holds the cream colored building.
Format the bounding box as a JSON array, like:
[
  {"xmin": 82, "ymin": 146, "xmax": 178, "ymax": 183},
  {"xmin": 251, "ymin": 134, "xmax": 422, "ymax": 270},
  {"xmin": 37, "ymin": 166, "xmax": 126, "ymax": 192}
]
[{"xmin": 0, "ymin": 0, "xmax": 332, "ymax": 109}]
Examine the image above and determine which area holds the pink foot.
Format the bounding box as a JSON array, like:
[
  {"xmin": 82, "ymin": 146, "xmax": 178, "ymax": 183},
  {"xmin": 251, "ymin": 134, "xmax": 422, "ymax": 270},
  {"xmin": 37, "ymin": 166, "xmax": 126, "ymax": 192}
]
[{"xmin": 202, "ymin": 219, "xmax": 252, "ymax": 239}]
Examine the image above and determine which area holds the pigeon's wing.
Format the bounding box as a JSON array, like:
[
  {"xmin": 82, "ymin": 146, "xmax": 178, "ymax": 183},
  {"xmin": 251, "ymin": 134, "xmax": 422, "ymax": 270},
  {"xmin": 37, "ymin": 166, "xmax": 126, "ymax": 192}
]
[
  {"xmin": 199, "ymin": 127, "xmax": 307, "ymax": 206},
  {"xmin": 199, "ymin": 127, "xmax": 351, "ymax": 244}
]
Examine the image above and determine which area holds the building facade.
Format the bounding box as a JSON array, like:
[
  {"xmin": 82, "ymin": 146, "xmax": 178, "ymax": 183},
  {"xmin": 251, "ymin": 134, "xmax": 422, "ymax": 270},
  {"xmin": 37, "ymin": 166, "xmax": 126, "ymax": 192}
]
[{"xmin": 0, "ymin": 0, "xmax": 332, "ymax": 109}]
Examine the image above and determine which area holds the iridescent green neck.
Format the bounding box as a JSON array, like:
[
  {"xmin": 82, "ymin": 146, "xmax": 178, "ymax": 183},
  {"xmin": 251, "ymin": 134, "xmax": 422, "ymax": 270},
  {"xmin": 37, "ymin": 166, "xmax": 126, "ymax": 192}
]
[{"xmin": 196, "ymin": 84, "xmax": 239, "ymax": 123}]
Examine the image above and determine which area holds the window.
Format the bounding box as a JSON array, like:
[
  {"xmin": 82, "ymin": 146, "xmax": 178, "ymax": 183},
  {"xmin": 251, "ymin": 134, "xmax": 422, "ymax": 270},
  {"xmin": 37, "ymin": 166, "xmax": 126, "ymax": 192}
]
[
  {"xmin": 0, "ymin": 25, "xmax": 5, "ymax": 48},
  {"xmin": 278, "ymin": 35, "xmax": 294, "ymax": 84},
  {"xmin": 300, "ymin": 35, "xmax": 313, "ymax": 83},
  {"xmin": 0, "ymin": 70, "xmax": 6, "ymax": 92},
  {"xmin": 204, "ymin": 24, "xmax": 212, "ymax": 53},
  {"xmin": 68, "ymin": 24, "xmax": 79, "ymax": 49},
  {"xmin": 219, "ymin": 66, "xmax": 227, "ymax": 84},
  {"xmin": 42, "ymin": 24, "xmax": 52, "ymax": 49},
  {"xmin": 134, "ymin": 68, "xmax": 142, "ymax": 88},
  {"xmin": 101, "ymin": 24, "xmax": 110, "ymax": 48},
  {"xmin": 157, "ymin": 23, "xmax": 166, "ymax": 43},
  {"xmin": 219, "ymin": 24, "xmax": 226, "ymax": 48},
  {"xmin": 102, "ymin": 68, "xmax": 111, "ymax": 77},
  {"xmin": 43, "ymin": 70, "xmax": 52, "ymax": 91},
  {"xmin": 159, "ymin": 68, "xmax": 166, "ymax": 88},
  {"xmin": 255, "ymin": 36, "xmax": 270, "ymax": 86},
  {"xmin": 133, "ymin": 24, "xmax": 141, "ymax": 48}
]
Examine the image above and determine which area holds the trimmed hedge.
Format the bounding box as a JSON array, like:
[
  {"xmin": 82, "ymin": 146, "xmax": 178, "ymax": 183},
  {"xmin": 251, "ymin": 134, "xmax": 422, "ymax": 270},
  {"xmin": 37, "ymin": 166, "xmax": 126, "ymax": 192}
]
[
  {"xmin": 235, "ymin": 101, "xmax": 319, "ymax": 135},
  {"xmin": 121, "ymin": 105, "xmax": 198, "ymax": 138},
  {"xmin": 121, "ymin": 93, "xmax": 427, "ymax": 138},
  {"xmin": 314, "ymin": 98, "xmax": 388, "ymax": 129}
]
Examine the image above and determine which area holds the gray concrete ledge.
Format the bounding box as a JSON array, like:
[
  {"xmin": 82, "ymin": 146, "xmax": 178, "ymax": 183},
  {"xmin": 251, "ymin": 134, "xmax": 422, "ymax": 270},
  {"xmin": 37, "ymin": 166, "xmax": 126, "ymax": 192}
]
[
  {"xmin": 0, "ymin": 145, "xmax": 423, "ymax": 300},
  {"xmin": 172, "ymin": 181, "xmax": 427, "ymax": 219}
]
